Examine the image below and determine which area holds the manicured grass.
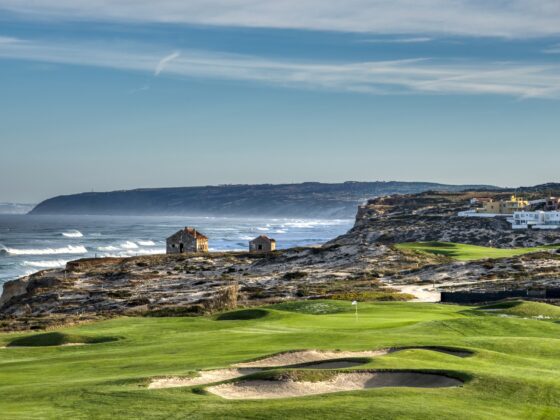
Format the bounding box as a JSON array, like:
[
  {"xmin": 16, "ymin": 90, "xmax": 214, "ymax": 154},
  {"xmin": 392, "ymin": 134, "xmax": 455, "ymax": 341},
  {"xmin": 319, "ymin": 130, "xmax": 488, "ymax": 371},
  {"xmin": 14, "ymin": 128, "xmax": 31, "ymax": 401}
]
[
  {"xmin": 395, "ymin": 241, "xmax": 560, "ymax": 261},
  {"xmin": 476, "ymin": 301, "xmax": 560, "ymax": 319},
  {"xmin": 1, "ymin": 301, "xmax": 560, "ymax": 419},
  {"xmin": 6, "ymin": 332, "xmax": 118, "ymax": 347}
]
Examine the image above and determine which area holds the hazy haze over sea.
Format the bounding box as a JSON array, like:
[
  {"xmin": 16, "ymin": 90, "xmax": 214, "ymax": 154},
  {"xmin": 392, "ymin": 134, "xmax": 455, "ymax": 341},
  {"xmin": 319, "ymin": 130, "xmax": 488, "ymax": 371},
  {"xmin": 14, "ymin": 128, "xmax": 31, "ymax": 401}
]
[{"xmin": 0, "ymin": 215, "xmax": 353, "ymax": 289}]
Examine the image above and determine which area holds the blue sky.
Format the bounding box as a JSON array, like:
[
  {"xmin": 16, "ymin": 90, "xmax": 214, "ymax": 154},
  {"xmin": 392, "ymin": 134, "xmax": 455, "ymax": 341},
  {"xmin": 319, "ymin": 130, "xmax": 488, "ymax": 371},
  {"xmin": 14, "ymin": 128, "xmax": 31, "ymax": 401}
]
[{"xmin": 1, "ymin": 1, "xmax": 560, "ymax": 202}]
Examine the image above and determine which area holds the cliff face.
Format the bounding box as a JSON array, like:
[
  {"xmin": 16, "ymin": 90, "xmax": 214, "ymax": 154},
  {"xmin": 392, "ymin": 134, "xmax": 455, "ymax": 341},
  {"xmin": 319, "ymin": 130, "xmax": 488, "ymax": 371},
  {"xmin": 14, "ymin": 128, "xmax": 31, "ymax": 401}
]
[
  {"xmin": 339, "ymin": 191, "xmax": 560, "ymax": 248},
  {"xmin": 0, "ymin": 244, "xmax": 444, "ymax": 331},
  {"xmin": 29, "ymin": 181, "xmax": 497, "ymax": 218}
]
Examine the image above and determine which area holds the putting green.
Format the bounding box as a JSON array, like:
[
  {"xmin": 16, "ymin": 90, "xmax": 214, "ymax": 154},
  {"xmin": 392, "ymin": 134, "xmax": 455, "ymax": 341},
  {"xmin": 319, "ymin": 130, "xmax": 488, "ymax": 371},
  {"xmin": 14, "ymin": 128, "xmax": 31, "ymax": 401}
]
[{"xmin": 395, "ymin": 241, "xmax": 560, "ymax": 261}]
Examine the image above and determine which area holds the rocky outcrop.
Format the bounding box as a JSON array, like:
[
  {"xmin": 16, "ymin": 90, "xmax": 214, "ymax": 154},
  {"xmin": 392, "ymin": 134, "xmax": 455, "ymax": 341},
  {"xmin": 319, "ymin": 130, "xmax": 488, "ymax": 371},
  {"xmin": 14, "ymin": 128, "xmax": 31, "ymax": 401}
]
[
  {"xmin": 343, "ymin": 191, "xmax": 560, "ymax": 248},
  {"xmin": 0, "ymin": 277, "xmax": 29, "ymax": 308},
  {"xmin": 0, "ymin": 243, "xmax": 443, "ymax": 331}
]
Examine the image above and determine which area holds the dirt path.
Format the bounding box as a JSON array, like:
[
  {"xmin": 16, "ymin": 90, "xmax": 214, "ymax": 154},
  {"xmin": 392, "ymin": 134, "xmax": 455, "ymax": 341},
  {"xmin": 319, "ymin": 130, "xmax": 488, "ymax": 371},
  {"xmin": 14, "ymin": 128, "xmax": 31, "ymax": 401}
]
[{"xmin": 394, "ymin": 285, "xmax": 441, "ymax": 302}]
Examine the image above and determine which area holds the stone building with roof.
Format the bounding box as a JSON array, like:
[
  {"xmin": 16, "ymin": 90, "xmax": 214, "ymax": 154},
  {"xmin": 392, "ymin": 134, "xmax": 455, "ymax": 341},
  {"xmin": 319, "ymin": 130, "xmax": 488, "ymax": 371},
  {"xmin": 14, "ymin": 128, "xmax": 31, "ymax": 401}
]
[
  {"xmin": 249, "ymin": 235, "xmax": 276, "ymax": 253},
  {"xmin": 166, "ymin": 227, "xmax": 209, "ymax": 254}
]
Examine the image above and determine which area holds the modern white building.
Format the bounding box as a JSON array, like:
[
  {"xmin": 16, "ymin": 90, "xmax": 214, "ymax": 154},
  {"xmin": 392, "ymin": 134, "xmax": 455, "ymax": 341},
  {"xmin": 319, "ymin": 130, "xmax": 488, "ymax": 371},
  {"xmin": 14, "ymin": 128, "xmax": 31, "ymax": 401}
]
[{"xmin": 510, "ymin": 211, "xmax": 560, "ymax": 230}]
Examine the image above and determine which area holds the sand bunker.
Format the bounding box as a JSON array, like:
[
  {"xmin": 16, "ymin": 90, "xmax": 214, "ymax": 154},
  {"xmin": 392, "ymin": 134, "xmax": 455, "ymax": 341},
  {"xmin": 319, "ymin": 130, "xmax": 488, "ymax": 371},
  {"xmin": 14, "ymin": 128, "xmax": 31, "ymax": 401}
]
[
  {"xmin": 148, "ymin": 368, "xmax": 262, "ymax": 389},
  {"xmin": 234, "ymin": 350, "xmax": 389, "ymax": 368},
  {"xmin": 208, "ymin": 372, "xmax": 463, "ymax": 399}
]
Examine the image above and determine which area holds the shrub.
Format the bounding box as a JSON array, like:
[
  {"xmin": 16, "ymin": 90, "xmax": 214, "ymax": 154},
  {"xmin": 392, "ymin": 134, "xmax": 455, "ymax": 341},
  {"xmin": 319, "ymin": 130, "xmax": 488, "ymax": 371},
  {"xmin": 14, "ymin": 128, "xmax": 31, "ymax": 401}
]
[
  {"xmin": 283, "ymin": 271, "xmax": 308, "ymax": 280},
  {"xmin": 328, "ymin": 291, "xmax": 415, "ymax": 302}
]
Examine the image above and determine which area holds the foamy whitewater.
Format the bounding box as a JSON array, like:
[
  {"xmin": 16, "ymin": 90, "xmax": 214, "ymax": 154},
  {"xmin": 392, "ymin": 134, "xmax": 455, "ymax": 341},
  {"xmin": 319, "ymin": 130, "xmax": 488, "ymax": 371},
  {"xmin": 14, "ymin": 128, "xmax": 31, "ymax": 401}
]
[{"xmin": 0, "ymin": 215, "xmax": 352, "ymax": 288}]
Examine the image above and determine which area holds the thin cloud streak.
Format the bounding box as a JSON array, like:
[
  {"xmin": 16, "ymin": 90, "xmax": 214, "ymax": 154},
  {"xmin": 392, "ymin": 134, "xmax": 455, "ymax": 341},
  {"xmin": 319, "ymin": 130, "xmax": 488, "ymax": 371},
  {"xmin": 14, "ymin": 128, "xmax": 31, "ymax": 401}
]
[
  {"xmin": 155, "ymin": 51, "xmax": 180, "ymax": 76},
  {"xmin": 1, "ymin": 38, "xmax": 560, "ymax": 99},
  {"xmin": 2, "ymin": 1, "xmax": 560, "ymax": 38},
  {"xmin": 358, "ymin": 37, "xmax": 433, "ymax": 44},
  {"xmin": 542, "ymin": 45, "xmax": 560, "ymax": 54}
]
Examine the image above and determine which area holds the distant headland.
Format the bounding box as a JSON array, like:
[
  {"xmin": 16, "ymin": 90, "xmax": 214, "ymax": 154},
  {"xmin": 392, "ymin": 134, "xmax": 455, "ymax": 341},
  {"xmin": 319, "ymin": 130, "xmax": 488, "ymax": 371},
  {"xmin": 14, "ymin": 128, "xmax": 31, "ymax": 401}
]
[{"xmin": 29, "ymin": 181, "xmax": 499, "ymax": 218}]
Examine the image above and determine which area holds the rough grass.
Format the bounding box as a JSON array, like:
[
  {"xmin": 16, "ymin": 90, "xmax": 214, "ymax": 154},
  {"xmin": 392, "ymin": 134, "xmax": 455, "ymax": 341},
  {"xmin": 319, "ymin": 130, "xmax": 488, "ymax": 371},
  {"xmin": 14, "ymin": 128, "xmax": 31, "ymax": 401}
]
[
  {"xmin": 269, "ymin": 301, "xmax": 350, "ymax": 314},
  {"xmin": 477, "ymin": 301, "xmax": 560, "ymax": 319},
  {"xmin": 1, "ymin": 301, "xmax": 560, "ymax": 419},
  {"xmin": 329, "ymin": 291, "xmax": 415, "ymax": 301},
  {"xmin": 395, "ymin": 241, "xmax": 560, "ymax": 261}
]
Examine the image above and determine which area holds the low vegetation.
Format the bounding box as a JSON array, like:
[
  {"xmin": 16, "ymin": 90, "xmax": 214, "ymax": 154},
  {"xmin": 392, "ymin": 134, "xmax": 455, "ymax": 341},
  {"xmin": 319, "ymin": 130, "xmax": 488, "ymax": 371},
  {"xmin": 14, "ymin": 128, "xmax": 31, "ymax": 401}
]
[
  {"xmin": 328, "ymin": 291, "xmax": 415, "ymax": 302},
  {"xmin": 395, "ymin": 241, "xmax": 560, "ymax": 261}
]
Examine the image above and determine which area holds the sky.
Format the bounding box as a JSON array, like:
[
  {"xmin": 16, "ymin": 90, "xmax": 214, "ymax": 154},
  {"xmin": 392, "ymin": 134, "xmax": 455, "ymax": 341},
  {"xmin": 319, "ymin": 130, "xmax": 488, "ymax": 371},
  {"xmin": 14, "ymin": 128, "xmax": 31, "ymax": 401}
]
[{"xmin": 1, "ymin": 1, "xmax": 560, "ymax": 203}]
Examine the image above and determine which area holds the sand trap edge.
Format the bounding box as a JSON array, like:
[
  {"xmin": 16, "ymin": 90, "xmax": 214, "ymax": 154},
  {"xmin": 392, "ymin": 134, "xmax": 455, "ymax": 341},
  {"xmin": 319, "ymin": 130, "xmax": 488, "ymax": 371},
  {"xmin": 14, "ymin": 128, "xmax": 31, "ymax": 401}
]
[{"xmin": 206, "ymin": 370, "xmax": 466, "ymax": 400}]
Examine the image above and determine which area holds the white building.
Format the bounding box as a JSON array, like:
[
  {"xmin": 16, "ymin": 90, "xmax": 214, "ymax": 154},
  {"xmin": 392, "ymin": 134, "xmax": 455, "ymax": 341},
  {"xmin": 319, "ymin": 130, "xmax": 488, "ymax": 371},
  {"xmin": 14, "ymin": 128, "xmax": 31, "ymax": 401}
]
[{"xmin": 510, "ymin": 211, "xmax": 560, "ymax": 230}]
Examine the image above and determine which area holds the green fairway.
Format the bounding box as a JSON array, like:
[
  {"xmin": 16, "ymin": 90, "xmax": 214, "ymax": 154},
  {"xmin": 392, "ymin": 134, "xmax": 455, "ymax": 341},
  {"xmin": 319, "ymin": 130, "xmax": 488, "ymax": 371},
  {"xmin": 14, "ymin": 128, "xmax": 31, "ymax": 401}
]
[
  {"xmin": 1, "ymin": 301, "xmax": 560, "ymax": 419},
  {"xmin": 395, "ymin": 241, "xmax": 560, "ymax": 261}
]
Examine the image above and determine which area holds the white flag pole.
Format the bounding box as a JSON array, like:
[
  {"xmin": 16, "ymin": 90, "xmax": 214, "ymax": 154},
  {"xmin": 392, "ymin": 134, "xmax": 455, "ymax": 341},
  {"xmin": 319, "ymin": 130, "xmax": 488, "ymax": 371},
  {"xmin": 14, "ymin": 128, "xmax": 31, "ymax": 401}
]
[{"xmin": 352, "ymin": 301, "xmax": 358, "ymax": 321}]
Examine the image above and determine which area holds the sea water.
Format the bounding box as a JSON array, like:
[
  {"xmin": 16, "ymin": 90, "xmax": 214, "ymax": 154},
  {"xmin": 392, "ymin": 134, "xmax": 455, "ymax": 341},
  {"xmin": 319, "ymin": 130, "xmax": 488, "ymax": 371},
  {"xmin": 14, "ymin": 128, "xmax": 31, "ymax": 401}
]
[{"xmin": 0, "ymin": 214, "xmax": 353, "ymax": 289}]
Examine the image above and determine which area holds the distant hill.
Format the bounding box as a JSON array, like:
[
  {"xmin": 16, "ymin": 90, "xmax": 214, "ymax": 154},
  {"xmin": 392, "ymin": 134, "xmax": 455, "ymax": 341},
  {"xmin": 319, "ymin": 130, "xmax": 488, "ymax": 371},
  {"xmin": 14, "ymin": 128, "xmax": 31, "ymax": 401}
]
[
  {"xmin": 29, "ymin": 181, "xmax": 499, "ymax": 218},
  {"xmin": 516, "ymin": 183, "xmax": 560, "ymax": 195}
]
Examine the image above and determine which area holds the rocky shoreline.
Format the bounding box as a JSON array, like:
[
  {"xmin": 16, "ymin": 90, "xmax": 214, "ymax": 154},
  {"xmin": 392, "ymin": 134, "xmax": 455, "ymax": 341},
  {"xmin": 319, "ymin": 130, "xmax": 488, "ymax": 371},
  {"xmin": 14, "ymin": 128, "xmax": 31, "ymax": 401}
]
[{"xmin": 2, "ymin": 189, "xmax": 560, "ymax": 331}]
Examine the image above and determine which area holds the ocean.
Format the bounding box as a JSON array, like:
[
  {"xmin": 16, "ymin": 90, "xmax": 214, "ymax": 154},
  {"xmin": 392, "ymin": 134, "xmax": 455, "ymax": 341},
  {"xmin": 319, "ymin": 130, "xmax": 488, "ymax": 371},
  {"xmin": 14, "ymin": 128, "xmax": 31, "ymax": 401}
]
[{"xmin": 0, "ymin": 214, "xmax": 353, "ymax": 289}]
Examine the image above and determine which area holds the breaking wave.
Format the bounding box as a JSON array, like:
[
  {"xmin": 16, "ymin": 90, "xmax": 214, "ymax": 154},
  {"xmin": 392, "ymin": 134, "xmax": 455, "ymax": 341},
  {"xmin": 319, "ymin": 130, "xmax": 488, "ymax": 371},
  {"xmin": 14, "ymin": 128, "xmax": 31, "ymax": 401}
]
[
  {"xmin": 97, "ymin": 245, "xmax": 119, "ymax": 252},
  {"xmin": 62, "ymin": 230, "xmax": 83, "ymax": 238},
  {"xmin": 98, "ymin": 241, "xmax": 157, "ymax": 252},
  {"xmin": 0, "ymin": 245, "xmax": 87, "ymax": 256},
  {"xmin": 120, "ymin": 241, "xmax": 139, "ymax": 249},
  {"xmin": 23, "ymin": 259, "xmax": 68, "ymax": 268},
  {"xmin": 99, "ymin": 247, "xmax": 164, "ymax": 258}
]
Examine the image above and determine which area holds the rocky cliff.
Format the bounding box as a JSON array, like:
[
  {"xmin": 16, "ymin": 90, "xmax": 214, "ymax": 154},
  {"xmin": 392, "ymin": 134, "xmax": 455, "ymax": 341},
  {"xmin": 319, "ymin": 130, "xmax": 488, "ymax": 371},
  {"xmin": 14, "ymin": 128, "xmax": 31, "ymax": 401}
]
[
  {"xmin": 0, "ymin": 243, "xmax": 444, "ymax": 331},
  {"xmin": 336, "ymin": 191, "xmax": 560, "ymax": 248}
]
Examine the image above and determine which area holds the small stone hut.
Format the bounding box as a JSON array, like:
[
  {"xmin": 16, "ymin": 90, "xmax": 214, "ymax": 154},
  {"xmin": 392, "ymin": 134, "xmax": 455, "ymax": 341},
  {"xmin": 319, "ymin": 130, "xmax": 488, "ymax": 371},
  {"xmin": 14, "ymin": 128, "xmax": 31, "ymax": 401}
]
[
  {"xmin": 249, "ymin": 235, "xmax": 276, "ymax": 253},
  {"xmin": 166, "ymin": 227, "xmax": 209, "ymax": 254}
]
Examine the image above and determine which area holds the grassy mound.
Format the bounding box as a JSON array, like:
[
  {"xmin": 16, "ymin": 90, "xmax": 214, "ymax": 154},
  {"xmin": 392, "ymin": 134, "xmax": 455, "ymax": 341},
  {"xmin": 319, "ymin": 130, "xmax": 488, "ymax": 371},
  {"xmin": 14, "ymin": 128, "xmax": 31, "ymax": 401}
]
[
  {"xmin": 477, "ymin": 300, "xmax": 560, "ymax": 319},
  {"xmin": 270, "ymin": 300, "xmax": 349, "ymax": 314},
  {"xmin": 216, "ymin": 309, "xmax": 269, "ymax": 321},
  {"xmin": 7, "ymin": 332, "xmax": 118, "ymax": 347},
  {"xmin": 395, "ymin": 241, "xmax": 559, "ymax": 261},
  {"xmin": 257, "ymin": 369, "xmax": 338, "ymax": 383}
]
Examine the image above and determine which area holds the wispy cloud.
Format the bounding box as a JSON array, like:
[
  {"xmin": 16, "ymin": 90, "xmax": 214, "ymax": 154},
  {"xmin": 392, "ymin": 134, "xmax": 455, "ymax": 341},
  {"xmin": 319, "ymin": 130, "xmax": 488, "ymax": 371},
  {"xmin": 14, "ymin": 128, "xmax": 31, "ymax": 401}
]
[
  {"xmin": 129, "ymin": 84, "xmax": 150, "ymax": 94},
  {"xmin": 358, "ymin": 37, "xmax": 433, "ymax": 44},
  {"xmin": 2, "ymin": 1, "xmax": 560, "ymax": 38},
  {"xmin": 1, "ymin": 37, "xmax": 560, "ymax": 99},
  {"xmin": 154, "ymin": 51, "xmax": 180, "ymax": 76},
  {"xmin": 0, "ymin": 36, "xmax": 25, "ymax": 45},
  {"xmin": 542, "ymin": 44, "xmax": 560, "ymax": 54}
]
